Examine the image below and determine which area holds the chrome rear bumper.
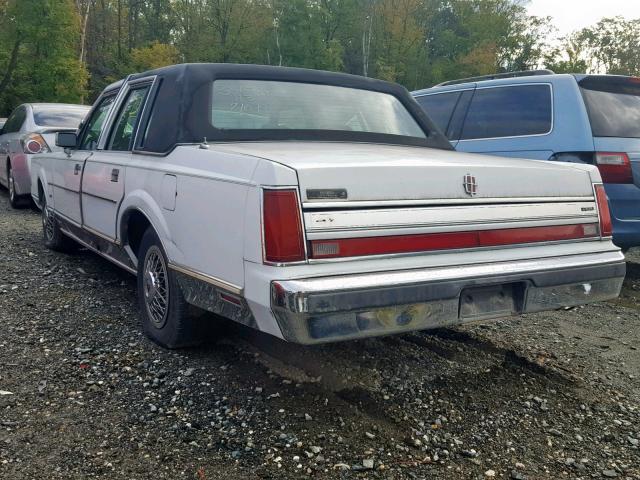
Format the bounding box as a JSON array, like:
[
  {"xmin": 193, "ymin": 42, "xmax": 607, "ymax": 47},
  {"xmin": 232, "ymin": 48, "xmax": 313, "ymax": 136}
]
[{"xmin": 271, "ymin": 251, "xmax": 625, "ymax": 344}]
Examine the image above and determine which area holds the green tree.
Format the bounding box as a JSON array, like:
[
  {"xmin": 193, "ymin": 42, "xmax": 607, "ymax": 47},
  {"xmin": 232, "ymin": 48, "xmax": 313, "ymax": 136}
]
[
  {"xmin": 543, "ymin": 33, "xmax": 589, "ymax": 74},
  {"xmin": 577, "ymin": 17, "xmax": 640, "ymax": 75},
  {"xmin": 0, "ymin": 0, "xmax": 88, "ymax": 115},
  {"xmin": 130, "ymin": 41, "xmax": 180, "ymax": 71}
]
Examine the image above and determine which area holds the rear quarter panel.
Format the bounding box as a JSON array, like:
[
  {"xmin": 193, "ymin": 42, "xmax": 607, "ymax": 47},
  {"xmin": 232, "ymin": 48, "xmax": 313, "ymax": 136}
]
[{"xmin": 120, "ymin": 146, "xmax": 262, "ymax": 288}]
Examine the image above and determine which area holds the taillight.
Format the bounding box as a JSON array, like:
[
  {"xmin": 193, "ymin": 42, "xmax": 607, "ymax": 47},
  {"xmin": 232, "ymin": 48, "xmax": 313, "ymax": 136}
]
[
  {"xmin": 21, "ymin": 133, "xmax": 51, "ymax": 155},
  {"xmin": 595, "ymin": 152, "xmax": 632, "ymax": 183},
  {"xmin": 262, "ymin": 189, "xmax": 305, "ymax": 264},
  {"xmin": 595, "ymin": 184, "xmax": 612, "ymax": 237}
]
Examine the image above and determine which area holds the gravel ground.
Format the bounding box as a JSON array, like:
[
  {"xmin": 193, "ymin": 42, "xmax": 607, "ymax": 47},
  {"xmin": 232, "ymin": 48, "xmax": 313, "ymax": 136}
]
[{"xmin": 0, "ymin": 190, "xmax": 639, "ymax": 480}]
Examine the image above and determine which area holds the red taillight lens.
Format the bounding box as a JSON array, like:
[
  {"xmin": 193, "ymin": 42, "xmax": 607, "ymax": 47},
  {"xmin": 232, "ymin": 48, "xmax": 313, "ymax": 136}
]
[
  {"xmin": 595, "ymin": 152, "xmax": 633, "ymax": 183},
  {"xmin": 263, "ymin": 189, "xmax": 305, "ymax": 263},
  {"xmin": 310, "ymin": 224, "xmax": 598, "ymax": 259},
  {"xmin": 595, "ymin": 184, "xmax": 612, "ymax": 237}
]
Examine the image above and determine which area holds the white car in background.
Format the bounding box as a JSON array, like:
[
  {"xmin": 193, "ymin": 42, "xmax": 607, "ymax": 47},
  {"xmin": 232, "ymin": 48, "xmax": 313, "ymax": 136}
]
[
  {"xmin": 30, "ymin": 64, "xmax": 624, "ymax": 348},
  {"xmin": 0, "ymin": 103, "xmax": 89, "ymax": 208}
]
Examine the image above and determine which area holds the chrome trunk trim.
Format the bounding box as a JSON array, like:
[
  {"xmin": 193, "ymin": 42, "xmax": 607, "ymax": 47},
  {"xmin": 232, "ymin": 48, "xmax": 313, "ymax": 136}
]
[
  {"xmin": 302, "ymin": 196, "xmax": 594, "ymax": 210},
  {"xmin": 304, "ymin": 201, "xmax": 598, "ymax": 238}
]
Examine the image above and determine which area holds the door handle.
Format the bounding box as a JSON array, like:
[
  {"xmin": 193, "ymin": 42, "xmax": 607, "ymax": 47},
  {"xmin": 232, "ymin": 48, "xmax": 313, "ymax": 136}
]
[
  {"xmin": 111, "ymin": 168, "xmax": 120, "ymax": 182},
  {"xmin": 74, "ymin": 164, "xmax": 81, "ymax": 175}
]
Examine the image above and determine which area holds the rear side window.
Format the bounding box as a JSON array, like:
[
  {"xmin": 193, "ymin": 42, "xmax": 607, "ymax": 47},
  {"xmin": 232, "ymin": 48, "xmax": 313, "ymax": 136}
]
[
  {"xmin": 108, "ymin": 86, "xmax": 151, "ymax": 151},
  {"xmin": 414, "ymin": 92, "xmax": 461, "ymax": 137},
  {"xmin": 580, "ymin": 77, "xmax": 640, "ymax": 138},
  {"xmin": 3, "ymin": 106, "xmax": 26, "ymax": 133},
  {"xmin": 460, "ymin": 85, "xmax": 552, "ymax": 140}
]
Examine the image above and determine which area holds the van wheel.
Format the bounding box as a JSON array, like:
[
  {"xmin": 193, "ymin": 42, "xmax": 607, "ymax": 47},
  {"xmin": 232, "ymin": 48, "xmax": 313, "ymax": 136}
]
[
  {"xmin": 41, "ymin": 195, "xmax": 77, "ymax": 252},
  {"xmin": 138, "ymin": 228, "xmax": 201, "ymax": 348}
]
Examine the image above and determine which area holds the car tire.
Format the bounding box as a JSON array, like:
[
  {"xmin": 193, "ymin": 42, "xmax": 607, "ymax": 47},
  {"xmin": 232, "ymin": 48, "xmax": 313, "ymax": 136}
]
[
  {"xmin": 41, "ymin": 194, "xmax": 77, "ymax": 252},
  {"xmin": 137, "ymin": 228, "xmax": 202, "ymax": 349},
  {"xmin": 8, "ymin": 166, "xmax": 27, "ymax": 209}
]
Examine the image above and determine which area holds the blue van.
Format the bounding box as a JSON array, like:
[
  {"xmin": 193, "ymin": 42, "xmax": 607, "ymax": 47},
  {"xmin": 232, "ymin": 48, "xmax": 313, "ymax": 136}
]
[{"xmin": 412, "ymin": 71, "xmax": 640, "ymax": 249}]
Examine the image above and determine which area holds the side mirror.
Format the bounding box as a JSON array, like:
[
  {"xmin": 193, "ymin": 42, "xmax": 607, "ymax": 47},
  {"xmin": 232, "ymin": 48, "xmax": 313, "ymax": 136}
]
[{"xmin": 56, "ymin": 132, "xmax": 77, "ymax": 148}]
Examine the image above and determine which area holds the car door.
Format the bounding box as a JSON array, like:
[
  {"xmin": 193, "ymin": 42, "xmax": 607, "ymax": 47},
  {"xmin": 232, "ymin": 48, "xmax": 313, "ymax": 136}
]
[
  {"xmin": 454, "ymin": 83, "xmax": 555, "ymax": 160},
  {"xmin": 52, "ymin": 94, "xmax": 117, "ymax": 225},
  {"xmin": 81, "ymin": 81, "xmax": 152, "ymax": 242},
  {"xmin": 0, "ymin": 106, "xmax": 27, "ymax": 187}
]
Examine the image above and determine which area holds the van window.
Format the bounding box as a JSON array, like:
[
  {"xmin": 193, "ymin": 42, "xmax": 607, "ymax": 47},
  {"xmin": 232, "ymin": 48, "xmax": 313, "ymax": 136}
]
[
  {"xmin": 580, "ymin": 76, "xmax": 640, "ymax": 138},
  {"xmin": 414, "ymin": 92, "xmax": 461, "ymax": 137},
  {"xmin": 460, "ymin": 85, "xmax": 552, "ymax": 140}
]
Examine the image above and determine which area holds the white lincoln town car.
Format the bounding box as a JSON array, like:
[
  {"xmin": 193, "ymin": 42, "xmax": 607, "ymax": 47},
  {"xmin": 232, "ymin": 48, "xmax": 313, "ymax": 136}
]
[{"xmin": 30, "ymin": 63, "xmax": 624, "ymax": 348}]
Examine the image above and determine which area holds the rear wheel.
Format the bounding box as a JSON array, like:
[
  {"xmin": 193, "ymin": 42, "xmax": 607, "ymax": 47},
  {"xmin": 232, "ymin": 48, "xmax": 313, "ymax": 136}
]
[
  {"xmin": 41, "ymin": 194, "xmax": 77, "ymax": 252},
  {"xmin": 137, "ymin": 228, "xmax": 202, "ymax": 348},
  {"xmin": 8, "ymin": 166, "xmax": 27, "ymax": 209}
]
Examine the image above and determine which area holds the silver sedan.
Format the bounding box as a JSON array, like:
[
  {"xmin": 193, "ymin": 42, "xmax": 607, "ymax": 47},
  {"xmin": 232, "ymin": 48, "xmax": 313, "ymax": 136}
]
[{"xmin": 0, "ymin": 103, "xmax": 89, "ymax": 208}]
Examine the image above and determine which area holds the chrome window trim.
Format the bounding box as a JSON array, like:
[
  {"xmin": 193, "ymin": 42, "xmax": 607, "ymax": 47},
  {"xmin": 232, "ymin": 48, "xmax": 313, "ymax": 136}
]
[
  {"xmin": 77, "ymin": 92, "xmax": 119, "ymax": 152},
  {"xmin": 412, "ymin": 87, "xmax": 475, "ymax": 98},
  {"xmin": 97, "ymin": 75, "xmax": 158, "ymax": 151},
  {"xmin": 457, "ymin": 82, "xmax": 554, "ymax": 142}
]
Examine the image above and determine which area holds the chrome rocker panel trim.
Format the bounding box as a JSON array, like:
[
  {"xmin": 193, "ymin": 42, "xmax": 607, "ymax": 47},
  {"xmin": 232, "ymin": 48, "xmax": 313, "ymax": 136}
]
[{"xmin": 271, "ymin": 250, "xmax": 625, "ymax": 344}]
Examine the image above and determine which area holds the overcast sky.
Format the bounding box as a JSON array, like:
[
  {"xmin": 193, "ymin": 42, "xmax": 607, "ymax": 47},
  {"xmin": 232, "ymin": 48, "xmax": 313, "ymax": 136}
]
[{"xmin": 527, "ymin": 0, "xmax": 640, "ymax": 37}]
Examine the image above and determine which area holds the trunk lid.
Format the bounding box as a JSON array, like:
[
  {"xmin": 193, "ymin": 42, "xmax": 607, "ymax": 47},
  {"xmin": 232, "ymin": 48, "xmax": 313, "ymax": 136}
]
[
  {"xmin": 218, "ymin": 142, "xmax": 595, "ymax": 204},
  {"xmin": 222, "ymin": 141, "xmax": 603, "ymax": 259}
]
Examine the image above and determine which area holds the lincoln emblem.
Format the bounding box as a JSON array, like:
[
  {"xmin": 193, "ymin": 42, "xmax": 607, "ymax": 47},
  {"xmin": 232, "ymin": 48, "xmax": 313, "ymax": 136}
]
[{"xmin": 463, "ymin": 174, "xmax": 477, "ymax": 196}]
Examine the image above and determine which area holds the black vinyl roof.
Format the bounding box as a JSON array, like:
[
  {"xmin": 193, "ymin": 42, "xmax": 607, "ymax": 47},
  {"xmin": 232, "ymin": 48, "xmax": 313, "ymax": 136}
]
[{"xmin": 105, "ymin": 63, "xmax": 453, "ymax": 153}]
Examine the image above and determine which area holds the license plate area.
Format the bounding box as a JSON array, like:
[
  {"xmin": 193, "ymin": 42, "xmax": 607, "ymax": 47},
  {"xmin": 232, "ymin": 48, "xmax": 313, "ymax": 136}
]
[{"xmin": 459, "ymin": 283, "xmax": 525, "ymax": 320}]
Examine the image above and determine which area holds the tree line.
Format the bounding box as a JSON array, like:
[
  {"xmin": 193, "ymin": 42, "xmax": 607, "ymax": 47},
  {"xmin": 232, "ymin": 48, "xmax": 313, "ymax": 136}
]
[{"xmin": 0, "ymin": 0, "xmax": 639, "ymax": 115}]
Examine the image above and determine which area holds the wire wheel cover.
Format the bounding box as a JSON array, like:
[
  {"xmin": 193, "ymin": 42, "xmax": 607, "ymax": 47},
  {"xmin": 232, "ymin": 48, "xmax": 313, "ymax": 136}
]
[{"xmin": 143, "ymin": 246, "xmax": 169, "ymax": 328}]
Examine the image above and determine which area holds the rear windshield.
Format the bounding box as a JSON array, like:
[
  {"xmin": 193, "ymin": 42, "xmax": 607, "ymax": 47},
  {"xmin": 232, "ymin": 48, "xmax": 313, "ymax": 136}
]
[
  {"xmin": 33, "ymin": 106, "xmax": 90, "ymax": 128},
  {"xmin": 211, "ymin": 80, "xmax": 426, "ymax": 139},
  {"xmin": 580, "ymin": 76, "xmax": 640, "ymax": 138}
]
